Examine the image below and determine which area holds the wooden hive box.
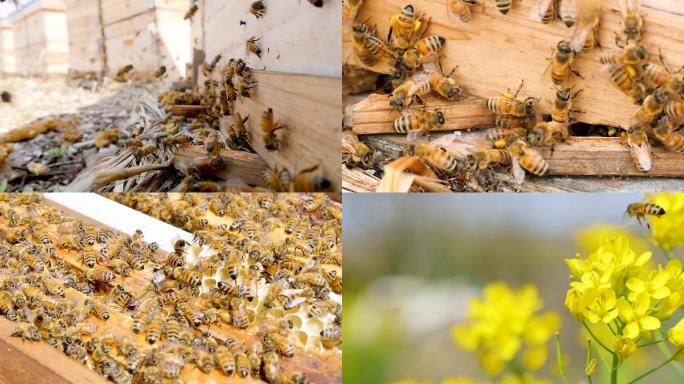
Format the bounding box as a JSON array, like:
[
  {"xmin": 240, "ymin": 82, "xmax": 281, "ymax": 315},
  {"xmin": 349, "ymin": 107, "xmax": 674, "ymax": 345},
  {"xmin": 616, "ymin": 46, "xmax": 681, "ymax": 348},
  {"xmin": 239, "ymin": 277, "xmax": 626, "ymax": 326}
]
[
  {"xmin": 194, "ymin": 0, "xmax": 343, "ymax": 191},
  {"xmin": 101, "ymin": 0, "xmax": 191, "ymax": 80},
  {"xmin": 63, "ymin": 0, "xmax": 105, "ymax": 76},
  {"xmin": 9, "ymin": 0, "xmax": 69, "ymax": 76},
  {"xmin": 0, "ymin": 20, "xmax": 16, "ymax": 74}
]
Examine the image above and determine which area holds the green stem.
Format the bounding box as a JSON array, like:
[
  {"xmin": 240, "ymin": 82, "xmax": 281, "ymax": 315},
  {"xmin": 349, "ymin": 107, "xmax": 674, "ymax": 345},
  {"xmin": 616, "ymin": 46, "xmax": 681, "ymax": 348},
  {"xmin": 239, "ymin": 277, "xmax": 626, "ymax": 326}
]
[
  {"xmin": 586, "ymin": 339, "xmax": 594, "ymax": 384},
  {"xmin": 626, "ymin": 355, "xmax": 676, "ymax": 384},
  {"xmin": 637, "ymin": 339, "xmax": 665, "ymax": 348},
  {"xmin": 555, "ymin": 332, "xmax": 569, "ymax": 384},
  {"xmin": 611, "ymin": 352, "xmax": 619, "ymax": 384},
  {"xmin": 583, "ymin": 321, "xmax": 613, "ymax": 354}
]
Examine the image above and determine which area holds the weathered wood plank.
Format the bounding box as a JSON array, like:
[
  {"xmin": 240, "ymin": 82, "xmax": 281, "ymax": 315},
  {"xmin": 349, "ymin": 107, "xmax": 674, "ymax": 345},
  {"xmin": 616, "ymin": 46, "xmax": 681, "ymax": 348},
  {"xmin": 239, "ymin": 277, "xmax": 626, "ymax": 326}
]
[
  {"xmin": 172, "ymin": 145, "xmax": 269, "ymax": 187},
  {"xmin": 343, "ymin": 0, "xmax": 684, "ymax": 129}
]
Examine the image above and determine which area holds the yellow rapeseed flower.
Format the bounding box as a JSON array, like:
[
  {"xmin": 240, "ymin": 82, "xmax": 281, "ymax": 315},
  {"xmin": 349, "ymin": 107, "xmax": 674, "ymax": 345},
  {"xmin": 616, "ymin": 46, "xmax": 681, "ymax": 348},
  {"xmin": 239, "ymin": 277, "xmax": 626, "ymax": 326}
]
[
  {"xmin": 668, "ymin": 318, "xmax": 684, "ymax": 359},
  {"xmin": 647, "ymin": 192, "xmax": 684, "ymax": 251},
  {"xmin": 576, "ymin": 224, "xmax": 650, "ymax": 255},
  {"xmin": 614, "ymin": 335, "xmax": 637, "ymax": 359},
  {"xmin": 616, "ymin": 294, "xmax": 661, "ymax": 339}
]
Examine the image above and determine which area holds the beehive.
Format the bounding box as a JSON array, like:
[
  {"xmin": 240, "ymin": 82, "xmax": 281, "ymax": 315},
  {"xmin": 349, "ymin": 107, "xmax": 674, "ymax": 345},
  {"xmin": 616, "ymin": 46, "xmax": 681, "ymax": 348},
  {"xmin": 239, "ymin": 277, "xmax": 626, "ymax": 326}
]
[
  {"xmin": 63, "ymin": 0, "xmax": 105, "ymax": 76},
  {"xmin": 9, "ymin": 0, "xmax": 69, "ymax": 76},
  {"xmin": 0, "ymin": 20, "xmax": 16, "ymax": 74},
  {"xmin": 101, "ymin": 0, "xmax": 191, "ymax": 80}
]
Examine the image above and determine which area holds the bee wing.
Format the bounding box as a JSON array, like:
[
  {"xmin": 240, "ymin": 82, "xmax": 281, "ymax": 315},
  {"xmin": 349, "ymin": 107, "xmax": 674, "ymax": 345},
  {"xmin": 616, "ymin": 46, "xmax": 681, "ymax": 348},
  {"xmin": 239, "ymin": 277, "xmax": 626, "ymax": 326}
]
[
  {"xmin": 569, "ymin": 23, "xmax": 592, "ymax": 52},
  {"xmin": 530, "ymin": 0, "xmax": 554, "ymax": 22},
  {"xmin": 625, "ymin": 0, "xmax": 641, "ymax": 14},
  {"xmin": 406, "ymin": 130, "xmax": 427, "ymax": 142},
  {"xmin": 629, "ymin": 139, "xmax": 652, "ymax": 171},
  {"xmin": 511, "ymin": 157, "xmax": 526, "ymax": 184}
]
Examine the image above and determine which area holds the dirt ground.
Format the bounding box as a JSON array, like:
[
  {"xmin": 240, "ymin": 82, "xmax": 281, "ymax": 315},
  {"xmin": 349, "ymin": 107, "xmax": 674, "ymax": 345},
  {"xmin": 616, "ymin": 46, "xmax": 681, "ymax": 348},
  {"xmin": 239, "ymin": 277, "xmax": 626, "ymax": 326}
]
[{"xmin": 0, "ymin": 77, "xmax": 166, "ymax": 192}]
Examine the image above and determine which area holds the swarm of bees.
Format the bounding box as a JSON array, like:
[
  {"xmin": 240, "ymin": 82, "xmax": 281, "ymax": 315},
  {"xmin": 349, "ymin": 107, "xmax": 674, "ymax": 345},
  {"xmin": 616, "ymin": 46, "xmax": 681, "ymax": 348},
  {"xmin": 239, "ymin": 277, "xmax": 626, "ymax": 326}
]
[{"xmin": 0, "ymin": 192, "xmax": 341, "ymax": 383}]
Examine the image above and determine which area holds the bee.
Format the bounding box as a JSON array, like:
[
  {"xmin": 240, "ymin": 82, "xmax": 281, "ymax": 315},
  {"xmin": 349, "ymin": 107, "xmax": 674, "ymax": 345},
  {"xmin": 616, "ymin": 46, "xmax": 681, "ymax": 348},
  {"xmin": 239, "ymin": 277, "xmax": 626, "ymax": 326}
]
[
  {"xmin": 263, "ymin": 351, "xmax": 280, "ymax": 382},
  {"xmin": 195, "ymin": 350, "xmax": 215, "ymax": 373},
  {"xmin": 569, "ymin": 3, "xmax": 601, "ymax": 52},
  {"xmin": 494, "ymin": 0, "xmax": 512, "ymax": 15},
  {"xmin": 390, "ymin": 74, "xmax": 431, "ymax": 110},
  {"xmin": 401, "ymin": 35, "xmax": 444, "ymax": 70},
  {"xmin": 507, "ymin": 139, "xmax": 549, "ymax": 184},
  {"xmin": 487, "ymin": 94, "xmax": 537, "ymax": 118},
  {"xmin": 342, "ymin": 132, "xmax": 374, "ymax": 168},
  {"xmin": 29, "ymin": 223, "xmax": 51, "ymax": 244},
  {"xmin": 235, "ymin": 351, "xmax": 251, "ymax": 377},
  {"xmin": 85, "ymin": 268, "xmax": 115, "ymax": 283},
  {"xmin": 643, "ymin": 64, "xmax": 684, "ymax": 96},
  {"xmin": 42, "ymin": 277, "xmax": 65, "ymax": 297},
  {"xmin": 447, "ymin": 0, "xmax": 477, "ymax": 23},
  {"xmin": 558, "ymin": 0, "xmax": 577, "ymax": 27},
  {"xmin": 551, "ymin": 88, "xmax": 581, "ymax": 125},
  {"xmin": 166, "ymin": 250, "xmax": 186, "ymax": 269},
  {"xmin": 111, "ymin": 284, "xmax": 135, "ymax": 308},
  {"xmin": 393, "ymin": 109, "xmax": 445, "ymax": 136},
  {"xmin": 606, "ymin": 64, "xmax": 646, "ymax": 105},
  {"xmin": 466, "ymin": 149, "xmax": 512, "ymax": 170},
  {"xmin": 290, "ymin": 165, "xmax": 332, "ymax": 192},
  {"xmin": 6, "ymin": 228, "xmax": 28, "ymax": 244},
  {"xmin": 250, "ymin": 1, "xmax": 266, "ymax": 18},
  {"xmin": 666, "ymin": 100, "xmax": 684, "ymax": 119},
  {"xmin": 306, "ymin": 0, "xmax": 323, "ymax": 7},
  {"xmin": 412, "ymin": 143, "xmax": 461, "ymax": 173},
  {"xmin": 107, "ymin": 258, "xmax": 132, "ymax": 277},
  {"xmin": 321, "ymin": 324, "xmax": 342, "ymax": 348},
  {"xmin": 626, "ymin": 202, "xmax": 666, "ymax": 226},
  {"xmin": 85, "ymin": 299, "xmax": 110, "ymax": 320},
  {"xmin": 599, "ymin": 43, "xmax": 648, "ymax": 75},
  {"xmin": 246, "ymin": 36, "xmax": 262, "ymax": 58},
  {"xmin": 153, "ymin": 65, "xmax": 166, "ymax": 78},
  {"xmin": 12, "ymin": 322, "xmax": 41, "ymax": 341},
  {"xmin": 619, "ymin": 0, "xmax": 643, "ymax": 42},
  {"xmin": 115, "ymin": 65, "xmax": 134, "ymax": 81},
  {"xmin": 146, "ymin": 316, "xmax": 163, "ymax": 344},
  {"xmin": 260, "ymin": 107, "xmax": 287, "ymax": 151},
  {"xmin": 429, "ymin": 71, "xmax": 462, "ymax": 101},
  {"xmin": 82, "ymin": 249, "xmax": 97, "ymax": 268},
  {"xmin": 653, "ymin": 115, "xmax": 684, "ymax": 153},
  {"xmin": 0, "ymin": 291, "xmax": 16, "ymax": 320},
  {"xmin": 626, "ymin": 124, "xmax": 652, "ymax": 172},
  {"xmin": 634, "ymin": 88, "xmax": 669, "ymax": 125},
  {"xmin": 216, "ymin": 346, "xmax": 236, "ymax": 375},
  {"xmin": 231, "ymin": 297, "xmax": 250, "ymax": 329},
  {"xmin": 414, "ymin": 35, "xmax": 446, "ymax": 58},
  {"xmin": 530, "ymin": 0, "xmax": 554, "ymax": 24},
  {"xmin": 547, "ymin": 40, "xmax": 576, "ymax": 86},
  {"xmin": 389, "ymin": 4, "xmax": 422, "ymax": 50},
  {"xmin": 184, "ymin": 4, "xmax": 199, "ymax": 20},
  {"xmin": 528, "ymin": 121, "xmax": 569, "ymax": 146}
]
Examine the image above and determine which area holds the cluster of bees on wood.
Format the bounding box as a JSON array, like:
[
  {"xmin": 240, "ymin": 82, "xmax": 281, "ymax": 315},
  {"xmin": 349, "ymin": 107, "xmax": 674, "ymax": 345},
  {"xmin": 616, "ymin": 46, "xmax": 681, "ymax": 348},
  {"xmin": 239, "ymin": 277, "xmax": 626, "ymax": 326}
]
[
  {"xmin": 0, "ymin": 193, "xmax": 341, "ymax": 384},
  {"xmin": 344, "ymin": 0, "xmax": 684, "ymax": 188}
]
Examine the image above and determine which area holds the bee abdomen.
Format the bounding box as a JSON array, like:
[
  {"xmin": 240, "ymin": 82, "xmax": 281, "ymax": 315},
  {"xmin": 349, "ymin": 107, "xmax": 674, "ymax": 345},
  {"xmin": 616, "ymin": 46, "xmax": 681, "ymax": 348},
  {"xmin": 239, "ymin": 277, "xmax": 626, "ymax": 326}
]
[{"xmin": 494, "ymin": 0, "xmax": 512, "ymax": 14}]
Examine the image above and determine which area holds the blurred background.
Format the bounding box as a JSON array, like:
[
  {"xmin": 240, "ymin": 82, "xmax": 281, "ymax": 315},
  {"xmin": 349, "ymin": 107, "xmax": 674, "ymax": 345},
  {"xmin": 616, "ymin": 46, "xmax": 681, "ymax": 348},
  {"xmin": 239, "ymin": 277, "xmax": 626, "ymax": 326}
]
[{"xmin": 343, "ymin": 193, "xmax": 684, "ymax": 383}]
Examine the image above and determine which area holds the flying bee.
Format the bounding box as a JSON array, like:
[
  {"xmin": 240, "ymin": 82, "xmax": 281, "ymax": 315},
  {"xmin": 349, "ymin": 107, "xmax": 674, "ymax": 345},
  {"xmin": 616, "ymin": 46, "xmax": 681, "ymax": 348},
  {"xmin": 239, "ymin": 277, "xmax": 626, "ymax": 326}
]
[
  {"xmin": 653, "ymin": 115, "xmax": 684, "ymax": 153},
  {"xmin": 413, "ymin": 143, "xmax": 462, "ymax": 173},
  {"xmin": 342, "ymin": 131, "xmax": 375, "ymax": 169},
  {"xmin": 619, "ymin": 0, "xmax": 643, "ymax": 42},
  {"xmin": 115, "ymin": 65, "xmax": 134, "ymax": 82},
  {"xmin": 153, "ymin": 65, "xmax": 166, "ymax": 78},
  {"xmin": 625, "ymin": 124, "xmax": 652, "ymax": 172},
  {"xmin": 393, "ymin": 109, "xmax": 446, "ymax": 136},
  {"xmin": 605, "ymin": 64, "xmax": 646, "ymax": 105},
  {"xmin": 389, "ymin": 4, "xmax": 423, "ymax": 50},
  {"xmin": 261, "ymin": 108, "xmax": 287, "ymax": 151},
  {"xmin": 448, "ymin": 0, "xmax": 477, "ymax": 23},
  {"xmin": 546, "ymin": 40, "xmax": 576, "ymax": 86},
  {"xmin": 466, "ymin": 149, "xmax": 512, "ymax": 170},
  {"xmin": 184, "ymin": 4, "xmax": 198, "ymax": 20},
  {"xmin": 530, "ymin": 0, "xmax": 555, "ymax": 23},
  {"xmin": 246, "ymin": 36, "xmax": 262, "ymax": 58},
  {"xmin": 507, "ymin": 139, "xmax": 549, "ymax": 184},
  {"xmin": 626, "ymin": 202, "xmax": 665, "ymax": 227},
  {"xmin": 634, "ymin": 88, "xmax": 669, "ymax": 125},
  {"xmin": 390, "ymin": 74, "xmax": 431, "ymax": 110},
  {"xmin": 250, "ymin": 1, "xmax": 265, "ymax": 18},
  {"xmin": 290, "ymin": 165, "xmax": 332, "ymax": 192},
  {"xmin": 551, "ymin": 88, "xmax": 582, "ymax": 125}
]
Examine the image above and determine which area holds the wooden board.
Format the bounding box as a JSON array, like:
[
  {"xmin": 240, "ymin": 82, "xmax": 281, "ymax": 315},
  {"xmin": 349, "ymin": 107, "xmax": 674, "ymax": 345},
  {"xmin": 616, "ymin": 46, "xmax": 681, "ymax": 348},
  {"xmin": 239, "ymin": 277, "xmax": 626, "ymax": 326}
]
[
  {"xmin": 352, "ymin": 93, "xmax": 493, "ymax": 135},
  {"xmin": 0, "ymin": 21, "xmax": 16, "ymax": 74},
  {"xmin": 343, "ymin": 0, "xmax": 684, "ymax": 129},
  {"xmin": 64, "ymin": 0, "xmax": 105, "ymax": 74},
  {"xmin": 227, "ymin": 71, "xmax": 342, "ymax": 191},
  {"xmin": 201, "ymin": 0, "xmax": 341, "ymax": 78},
  {"xmin": 103, "ymin": 9, "xmax": 160, "ymax": 76},
  {"xmin": 173, "ymin": 145, "xmax": 269, "ymax": 187}
]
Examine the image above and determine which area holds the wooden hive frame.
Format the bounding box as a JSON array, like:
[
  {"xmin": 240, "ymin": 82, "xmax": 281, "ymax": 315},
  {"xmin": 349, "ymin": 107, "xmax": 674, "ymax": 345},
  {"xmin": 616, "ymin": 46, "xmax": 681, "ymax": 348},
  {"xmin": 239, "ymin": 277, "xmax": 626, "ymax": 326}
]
[
  {"xmin": 101, "ymin": 0, "xmax": 191, "ymax": 80},
  {"xmin": 8, "ymin": 0, "xmax": 69, "ymax": 76},
  {"xmin": 0, "ymin": 20, "xmax": 16, "ymax": 74},
  {"xmin": 343, "ymin": 0, "xmax": 684, "ymax": 187},
  {"xmin": 0, "ymin": 193, "xmax": 342, "ymax": 383},
  {"xmin": 63, "ymin": 0, "xmax": 106, "ymax": 77},
  {"xmin": 192, "ymin": 0, "xmax": 343, "ymax": 191}
]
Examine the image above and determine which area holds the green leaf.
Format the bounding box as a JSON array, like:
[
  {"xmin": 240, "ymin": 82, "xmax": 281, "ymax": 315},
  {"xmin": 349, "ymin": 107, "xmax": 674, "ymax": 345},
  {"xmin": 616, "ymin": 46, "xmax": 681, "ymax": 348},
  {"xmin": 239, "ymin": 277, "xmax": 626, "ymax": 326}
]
[
  {"xmin": 46, "ymin": 145, "xmax": 68, "ymax": 158},
  {"xmin": 0, "ymin": 179, "xmax": 7, "ymax": 193}
]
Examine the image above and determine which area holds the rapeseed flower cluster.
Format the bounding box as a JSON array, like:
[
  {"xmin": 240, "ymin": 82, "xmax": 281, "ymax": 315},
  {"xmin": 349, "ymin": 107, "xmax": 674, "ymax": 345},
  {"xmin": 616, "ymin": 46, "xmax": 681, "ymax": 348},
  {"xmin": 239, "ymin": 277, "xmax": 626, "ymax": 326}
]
[
  {"xmin": 452, "ymin": 282, "xmax": 560, "ymax": 376},
  {"xmin": 566, "ymin": 235, "xmax": 684, "ymax": 360},
  {"xmin": 647, "ymin": 192, "xmax": 684, "ymax": 251}
]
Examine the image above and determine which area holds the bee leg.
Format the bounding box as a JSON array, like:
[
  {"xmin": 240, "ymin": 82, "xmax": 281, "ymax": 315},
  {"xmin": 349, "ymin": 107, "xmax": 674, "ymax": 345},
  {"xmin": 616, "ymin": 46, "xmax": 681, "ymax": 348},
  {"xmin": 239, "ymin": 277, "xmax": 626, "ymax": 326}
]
[
  {"xmin": 571, "ymin": 69, "xmax": 585, "ymax": 80},
  {"xmin": 513, "ymin": 80, "xmax": 524, "ymax": 99}
]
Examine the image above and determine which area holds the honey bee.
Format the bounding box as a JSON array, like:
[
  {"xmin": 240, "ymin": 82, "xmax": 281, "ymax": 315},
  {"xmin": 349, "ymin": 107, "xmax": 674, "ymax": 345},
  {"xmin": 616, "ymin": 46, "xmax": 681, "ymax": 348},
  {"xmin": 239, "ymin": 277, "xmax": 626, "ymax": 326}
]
[
  {"xmin": 507, "ymin": 139, "xmax": 549, "ymax": 184},
  {"xmin": 487, "ymin": 93, "xmax": 537, "ymax": 118},
  {"xmin": 271, "ymin": 333, "xmax": 294, "ymax": 357},
  {"xmin": 466, "ymin": 149, "xmax": 512, "ymax": 170},
  {"xmin": 42, "ymin": 277, "xmax": 65, "ymax": 297},
  {"xmin": 321, "ymin": 324, "xmax": 342, "ymax": 348},
  {"xmin": 111, "ymin": 284, "xmax": 135, "ymax": 308},
  {"xmin": 0, "ymin": 291, "xmax": 16, "ymax": 320},
  {"xmin": 643, "ymin": 64, "xmax": 684, "ymax": 97},
  {"xmin": 115, "ymin": 65, "xmax": 134, "ymax": 82},
  {"xmin": 216, "ymin": 346, "xmax": 236, "ymax": 375},
  {"xmin": 184, "ymin": 4, "xmax": 199, "ymax": 20},
  {"xmin": 234, "ymin": 350, "xmax": 251, "ymax": 377},
  {"xmin": 261, "ymin": 108, "xmax": 287, "ymax": 151},
  {"xmin": 389, "ymin": 4, "xmax": 423, "ymax": 50},
  {"xmin": 530, "ymin": 0, "xmax": 554, "ymax": 24},
  {"xmin": 413, "ymin": 143, "xmax": 461, "ymax": 173},
  {"xmin": 85, "ymin": 299, "xmax": 110, "ymax": 320},
  {"xmin": 666, "ymin": 100, "xmax": 684, "ymax": 119},
  {"xmin": 263, "ymin": 351, "xmax": 280, "ymax": 382},
  {"xmin": 606, "ymin": 65, "xmax": 646, "ymax": 105},
  {"xmin": 290, "ymin": 165, "xmax": 332, "ymax": 192},
  {"xmin": 429, "ymin": 70, "xmax": 462, "ymax": 101},
  {"xmin": 250, "ymin": 1, "xmax": 266, "ymax": 18},
  {"xmin": 493, "ymin": 0, "xmax": 512, "ymax": 15},
  {"xmin": 81, "ymin": 249, "xmax": 97, "ymax": 268},
  {"xmin": 12, "ymin": 322, "xmax": 41, "ymax": 341},
  {"xmin": 626, "ymin": 202, "xmax": 665, "ymax": 226},
  {"xmin": 195, "ymin": 350, "xmax": 214, "ymax": 373},
  {"xmin": 231, "ymin": 297, "xmax": 250, "ymax": 329},
  {"xmin": 342, "ymin": 131, "xmax": 375, "ymax": 168},
  {"xmin": 547, "ymin": 40, "xmax": 576, "ymax": 86},
  {"xmin": 619, "ymin": 0, "xmax": 643, "ymax": 42},
  {"xmin": 6, "ymin": 228, "xmax": 28, "ymax": 244},
  {"xmin": 527, "ymin": 121, "xmax": 569, "ymax": 146},
  {"xmin": 393, "ymin": 109, "xmax": 445, "ymax": 136},
  {"xmin": 551, "ymin": 88, "xmax": 581, "ymax": 125},
  {"xmin": 634, "ymin": 88, "xmax": 669, "ymax": 125},
  {"xmin": 246, "ymin": 36, "xmax": 262, "ymax": 58},
  {"xmin": 85, "ymin": 268, "xmax": 115, "ymax": 283},
  {"xmin": 558, "ymin": 0, "xmax": 577, "ymax": 27},
  {"xmin": 569, "ymin": 3, "xmax": 601, "ymax": 52},
  {"xmin": 390, "ymin": 74, "xmax": 431, "ymax": 110},
  {"xmin": 306, "ymin": 0, "xmax": 323, "ymax": 7},
  {"xmin": 146, "ymin": 316, "xmax": 163, "ymax": 344},
  {"xmin": 107, "ymin": 258, "xmax": 132, "ymax": 277},
  {"xmin": 447, "ymin": 0, "xmax": 477, "ymax": 23},
  {"xmin": 626, "ymin": 124, "xmax": 652, "ymax": 172},
  {"xmin": 153, "ymin": 66, "xmax": 166, "ymax": 79},
  {"xmin": 352, "ymin": 23, "xmax": 394, "ymax": 67},
  {"xmin": 653, "ymin": 115, "xmax": 684, "ymax": 153},
  {"xmin": 599, "ymin": 43, "xmax": 648, "ymax": 76}
]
